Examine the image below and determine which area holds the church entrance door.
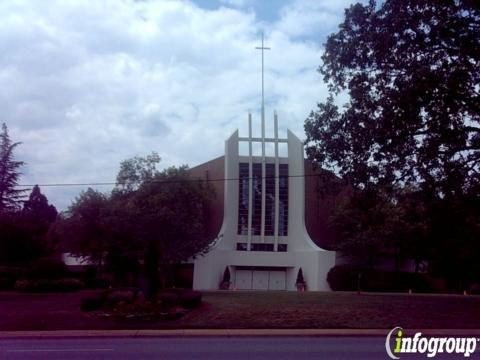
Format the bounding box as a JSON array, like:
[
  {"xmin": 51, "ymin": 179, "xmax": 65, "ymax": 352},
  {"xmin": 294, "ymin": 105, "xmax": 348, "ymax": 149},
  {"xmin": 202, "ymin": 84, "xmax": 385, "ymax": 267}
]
[{"xmin": 234, "ymin": 269, "xmax": 286, "ymax": 290}]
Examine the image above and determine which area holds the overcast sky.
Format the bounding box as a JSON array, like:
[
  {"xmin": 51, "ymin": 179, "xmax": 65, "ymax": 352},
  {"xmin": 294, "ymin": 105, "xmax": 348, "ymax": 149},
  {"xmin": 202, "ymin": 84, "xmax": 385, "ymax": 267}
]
[{"xmin": 3, "ymin": 0, "xmax": 359, "ymax": 210}]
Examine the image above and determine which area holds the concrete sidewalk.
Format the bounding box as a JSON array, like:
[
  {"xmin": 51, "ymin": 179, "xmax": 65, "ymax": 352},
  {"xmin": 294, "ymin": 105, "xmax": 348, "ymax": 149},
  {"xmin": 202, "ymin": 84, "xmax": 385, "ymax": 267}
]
[{"xmin": 2, "ymin": 328, "xmax": 480, "ymax": 339}]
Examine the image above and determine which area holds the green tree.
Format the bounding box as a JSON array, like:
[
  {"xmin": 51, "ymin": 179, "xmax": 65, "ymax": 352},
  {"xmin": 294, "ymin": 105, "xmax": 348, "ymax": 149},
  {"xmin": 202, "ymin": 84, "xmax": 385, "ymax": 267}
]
[
  {"xmin": 0, "ymin": 123, "xmax": 26, "ymax": 212},
  {"xmin": 304, "ymin": 0, "xmax": 480, "ymax": 288},
  {"xmin": 21, "ymin": 185, "xmax": 58, "ymax": 256},
  {"xmin": 57, "ymin": 188, "xmax": 112, "ymax": 266},
  {"xmin": 0, "ymin": 212, "xmax": 48, "ymax": 266},
  {"xmin": 329, "ymin": 188, "xmax": 412, "ymax": 270},
  {"xmin": 305, "ymin": 0, "xmax": 480, "ymax": 196},
  {"xmin": 129, "ymin": 166, "xmax": 213, "ymax": 291},
  {"xmin": 52, "ymin": 187, "xmax": 140, "ymax": 284},
  {"xmin": 0, "ymin": 137, "xmax": 56, "ymax": 266},
  {"xmin": 23, "ymin": 185, "xmax": 57, "ymax": 223},
  {"xmin": 55, "ymin": 156, "xmax": 214, "ymax": 294},
  {"xmin": 115, "ymin": 151, "xmax": 161, "ymax": 193},
  {"xmin": 427, "ymin": 195, "xmax": 480, "ymax": 290},
  {"xmin": 395, "ymin": 189, "xmax": 431, "ymax": 272}
]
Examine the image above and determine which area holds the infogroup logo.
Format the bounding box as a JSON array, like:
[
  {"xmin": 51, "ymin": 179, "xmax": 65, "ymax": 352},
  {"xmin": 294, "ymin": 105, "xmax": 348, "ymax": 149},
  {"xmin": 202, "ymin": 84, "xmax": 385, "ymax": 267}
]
[{"xmin": 385, "ymin": 327, "xmax": 478, "ymax": 358}]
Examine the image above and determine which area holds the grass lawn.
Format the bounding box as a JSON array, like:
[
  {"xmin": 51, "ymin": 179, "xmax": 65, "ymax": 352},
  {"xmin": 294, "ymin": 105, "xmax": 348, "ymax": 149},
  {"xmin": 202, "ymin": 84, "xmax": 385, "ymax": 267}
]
[
  {"xmin": 1, "ymin": 290, "xmax": 479, "ymax": 330},
  {"xmin": 179, "ymin": 291, "xmax": 480, "ymax": 329}
]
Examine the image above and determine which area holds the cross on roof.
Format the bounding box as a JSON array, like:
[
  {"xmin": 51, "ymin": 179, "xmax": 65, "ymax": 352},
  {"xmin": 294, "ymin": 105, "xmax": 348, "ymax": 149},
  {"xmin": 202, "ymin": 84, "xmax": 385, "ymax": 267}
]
[
  {"xmin": 255, "ymin": 32, "xmax": 270, "ymax": 144},
  {"xmin": 255, "ymin": 32, "xmax": 270, "ymax": 115}
]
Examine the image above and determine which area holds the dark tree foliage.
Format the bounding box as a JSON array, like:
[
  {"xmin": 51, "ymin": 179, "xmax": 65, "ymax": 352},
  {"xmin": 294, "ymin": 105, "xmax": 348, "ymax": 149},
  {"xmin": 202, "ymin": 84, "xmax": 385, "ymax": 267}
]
[
  {"xmin": 0, "ymin": 186, "xmax": 57, "ymax": 266},
  {"xmin": 21, "ymin": 185, "xmax": 58, "ymax": 258},
  {"xmin": 125, "ymin": 165, "xmax": 213, "ymax": 292},
  {"xmin": 305, "ymin": 0, "xmax": 480, "ymax": 196},
  {"xmin": 56, "ymin": 188, "xmax": 114, "ymax": 265},
  {"xmin": 305, "ymin": 1, "xmax": 480, "ymax": 287},
  {"xmin": 329, "ymin": 187, "xmax": 430, "ymax": 270},
  {"xmin": 52, "ymin": 187, "xmax": 142, "ymax": 283},
  {"xmin": 0, "ymin": 137, "xmax": 57, "ymax": 266},
  {"xmin": 130, "ymin": 166, "xmax": 213, "ymax": 267},
  {"xmin": 54, "ymin": 157, "xmax": 213, "ymax": 294},
  {"xmin": 114, "ymin": 151, "xmax": 161, "ymax": 193},
  {"xmin": 0, "ymin": 213, "xmax": 48, "ymax": 266},
  {"xmin": 0, "ymin": 123, "xmax": 26, "ymax": 212},
  {"xmin": 427, "ymin": 195, "xmax": 480, "ymax": 290},
  {"xmin": 329, "ymin": 189, "xmax": 402, "ymax": 268},
  {"xmin": 23, "ymin": 185, "xmax": 57, "ymax": 223}
]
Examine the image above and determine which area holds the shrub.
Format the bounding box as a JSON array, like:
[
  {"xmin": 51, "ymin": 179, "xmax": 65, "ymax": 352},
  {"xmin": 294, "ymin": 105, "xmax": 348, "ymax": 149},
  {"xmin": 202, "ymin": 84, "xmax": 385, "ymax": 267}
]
[
  {"xmin": 81, "ymin": 296, "xmax": 104, "ymax": 312},
  {"xmin": 327, "ymin": 265, "xmax": 359, "ymax": 291},
  {"xmin": 327, "ymin": 265, "xmax": 435, "ymax": 293},
  {"xmin": 93, "ymin": 278, "xmax": 111, "ymax": 289},
  {"xmin": 219, "ymin": 267, "xmax": 231, "ymax": 290},
  {"xmin": 360, "ymin": 271, "xmax": 431, "ymax": 293},
  {"xmin": 296, "ymin": 268, "xmax": 305, "ymax": 284},
  {"xmin": 28, "ymin": 258, "xmax": 68, "ymax": 279},
  {"xmin": 102, "ymin": 288, "xmax": 137, "ymax": 307},
  {"xmin": 158, "ymin": 292, "xmax": 178, "ymax": 307},
  {"xmin": 72, "ymin": 266, "xmax": 111, "ymax": 289},
  {"xmin": 470, "ymin": 283, "xmax": 480, "ymax": 295},
  {"xmin": 0, "ymin": 266, "xmax": 24, "ymax": 290},
  {"xmin": 53, "ymin": 278, "xmax": 85, "ymax": 292},
  {"xmin": 223, "ymin": 267, "xmax": 230, "ymax": 282},
  {"xmin": 14, "ymin": 278, "xmax": 84, "ymax": 292},
  {"xmin": 0, "ymin": 277, "xmax": 13, "ymax": 290},
  {"xmin": 0, "ymin": 266, "xmax": 24, "ymax": 278}
]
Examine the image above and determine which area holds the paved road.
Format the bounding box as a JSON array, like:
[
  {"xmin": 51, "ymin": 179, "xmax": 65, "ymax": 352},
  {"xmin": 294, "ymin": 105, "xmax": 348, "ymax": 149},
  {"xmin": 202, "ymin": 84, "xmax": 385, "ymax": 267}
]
[{"xmin": 0, "ymin": 336, "xmax": 451, "ymax": 359}]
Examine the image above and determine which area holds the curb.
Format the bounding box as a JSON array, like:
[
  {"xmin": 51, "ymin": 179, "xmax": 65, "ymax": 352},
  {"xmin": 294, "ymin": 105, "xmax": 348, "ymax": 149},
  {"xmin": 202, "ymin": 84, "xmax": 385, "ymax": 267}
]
[{"xmin": 2, "ymin": 329, "xmax": 480, "ymax": 339}]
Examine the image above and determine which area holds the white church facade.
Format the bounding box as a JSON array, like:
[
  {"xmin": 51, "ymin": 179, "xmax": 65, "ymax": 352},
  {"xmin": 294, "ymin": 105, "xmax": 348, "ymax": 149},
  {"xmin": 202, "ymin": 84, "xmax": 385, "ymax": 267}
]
[
  {"xmin": 189, "ymin": 34, "xmax": 336, "ymax": 291},
  {"xmin": 191, "ymin": 112, "xmax": 336, "ymax": 291}
]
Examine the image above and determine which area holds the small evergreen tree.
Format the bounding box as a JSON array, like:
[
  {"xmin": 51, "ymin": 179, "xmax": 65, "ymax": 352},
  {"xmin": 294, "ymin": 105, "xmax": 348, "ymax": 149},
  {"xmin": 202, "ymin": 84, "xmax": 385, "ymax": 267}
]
[
  {"xmin": 23, "ymin": 185, "xmax": 57, "ymax": 223},
  {"xmin": 223, "ymin": 267, "xmax": 230, "ymax": 283},
  {"xmin": 0, "ymin": 186, "xmax": 56, "ymax": 266},
  {"xmin": 0, "ymin": 123, "xmax": 26, "ymax": 212},
  {"xmin": 219, "ymin": 266, "xmax": 231, "ymax": 290},
  {"xmin": 296, "ymin": 268, "xmax": 305, "ymax": 284},
  {"xmin": 22, "ymin": 185, "xmax": 58, "ymax": 255}
]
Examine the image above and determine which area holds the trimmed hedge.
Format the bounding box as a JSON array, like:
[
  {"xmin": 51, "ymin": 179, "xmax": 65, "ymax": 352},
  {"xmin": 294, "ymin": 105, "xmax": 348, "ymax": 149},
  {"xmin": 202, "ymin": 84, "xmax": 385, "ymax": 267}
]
[
  {"xmin": 28, "ymin": 258, "xmax": 68, "ymax": 279},
  {"xmin": 103, "ymin": 288, "xmax": 137, "ymax": 307},
  {"xmin": 14, "ymin": 278, "xmax": 84, "ymax": 292},
  {"xmin": 80, "ymin": 289, "xmax": 135, "ymax": 312},
  {"xmin": 327, "ymin": 265, "xmax": 358, "ymax": 291},
  {"xmin": 81, "ymin": 296, "xmax": 104, "ymax": 312},
  {"xmin": 0, "ymin": 277, "xmax": 15, "ymax": 290},
  {"xmin": 0, "ymin": 266, "xmax": 24, "ymax": 290},
  {"xmin": 327, "ymin": 265, "xmax": 436, "ymax": 293}
]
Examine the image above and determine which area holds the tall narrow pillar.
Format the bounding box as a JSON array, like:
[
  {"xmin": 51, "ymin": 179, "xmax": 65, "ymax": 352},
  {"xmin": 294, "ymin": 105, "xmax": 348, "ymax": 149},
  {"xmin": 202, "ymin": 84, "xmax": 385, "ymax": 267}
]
[
  {"xmin": 274, "ymin": 111, "xmax": 279, "ymax": 251},
  {"xmin": 247, "ymin": 113, "xmax": 253, "ymax": 251},
  {"xmin": 261, "ymin": 111, "xmax": 266, "ymax": 243}
]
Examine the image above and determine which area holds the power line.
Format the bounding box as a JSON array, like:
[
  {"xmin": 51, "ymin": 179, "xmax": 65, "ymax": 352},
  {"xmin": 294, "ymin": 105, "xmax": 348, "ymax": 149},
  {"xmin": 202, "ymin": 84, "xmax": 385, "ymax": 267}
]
[{"xmin": 14, "ymin": 173, "xmax": 335, "ymax": 188}]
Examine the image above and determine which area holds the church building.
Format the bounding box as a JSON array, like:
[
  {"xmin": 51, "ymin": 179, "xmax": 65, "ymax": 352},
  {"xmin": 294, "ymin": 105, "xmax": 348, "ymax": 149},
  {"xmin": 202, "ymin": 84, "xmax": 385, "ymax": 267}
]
[
  {"xmin": 188, "ymin": 112, "xmax": 336, "ymax": 291},
  {"xmin": 187, "ymin": 34, "xmax": 336, "ymax": 291}
]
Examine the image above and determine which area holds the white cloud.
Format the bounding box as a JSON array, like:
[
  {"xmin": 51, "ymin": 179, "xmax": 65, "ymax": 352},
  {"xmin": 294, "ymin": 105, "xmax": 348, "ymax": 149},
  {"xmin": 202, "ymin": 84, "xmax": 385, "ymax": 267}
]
[
  {"xmin": 275, "ymin": 0, "xmax": 361, "ymax": 38},
  {"xmin": 219, "ymin": 0, "xmax": 254, "ymax": 8},
  {"xmin": 0, "ymin": 0, "xmax": 351, "ymax": 210}
]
